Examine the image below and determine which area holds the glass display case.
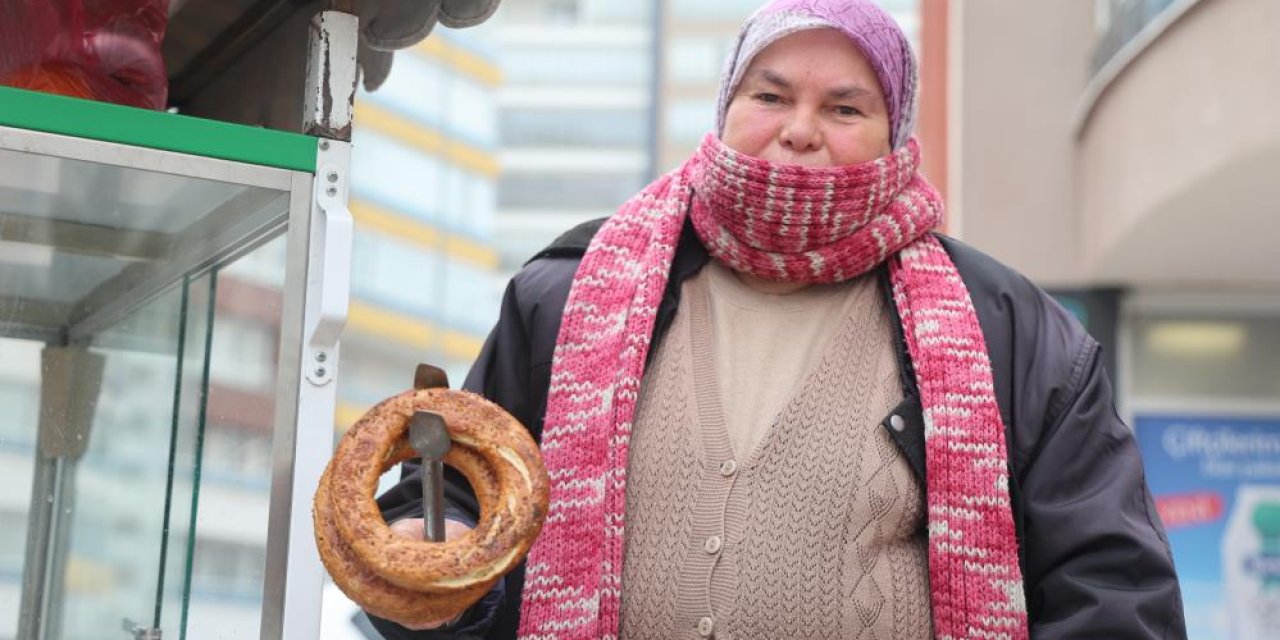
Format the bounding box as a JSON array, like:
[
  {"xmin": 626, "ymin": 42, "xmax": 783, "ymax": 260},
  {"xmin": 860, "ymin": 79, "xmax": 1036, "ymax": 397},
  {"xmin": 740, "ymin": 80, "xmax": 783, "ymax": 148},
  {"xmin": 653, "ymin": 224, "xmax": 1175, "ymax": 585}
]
[{"xmin": 0, "ymin": 85, "xmax": 351, "ymax": 639}]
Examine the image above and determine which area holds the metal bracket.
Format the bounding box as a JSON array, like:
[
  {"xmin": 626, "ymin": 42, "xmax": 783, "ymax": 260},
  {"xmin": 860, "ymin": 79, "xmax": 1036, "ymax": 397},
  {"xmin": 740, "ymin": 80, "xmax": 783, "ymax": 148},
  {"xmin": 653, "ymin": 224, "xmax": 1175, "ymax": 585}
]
[
  {"xmin": 122, "ymin": 618, "xmax": 161, "ymax": 640},
  {"xmin": 17, "ymin": 347, "xmax": 107, "ymax": 640},
  {"xmin": 303, "ymin": 139, "xmax": 353, "ymax": 387},
  {"xmin": 37, "ymin": 347, "xmax": 105, "ymax": 459}
]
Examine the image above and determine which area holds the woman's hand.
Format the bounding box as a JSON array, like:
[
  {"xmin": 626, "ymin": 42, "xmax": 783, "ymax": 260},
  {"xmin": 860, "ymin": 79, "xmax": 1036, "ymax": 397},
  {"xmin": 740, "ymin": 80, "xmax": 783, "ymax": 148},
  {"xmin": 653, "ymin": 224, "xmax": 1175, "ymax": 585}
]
[{"xmin": 385, "ymin": 518, "xmax": 475, "ymax": 630}]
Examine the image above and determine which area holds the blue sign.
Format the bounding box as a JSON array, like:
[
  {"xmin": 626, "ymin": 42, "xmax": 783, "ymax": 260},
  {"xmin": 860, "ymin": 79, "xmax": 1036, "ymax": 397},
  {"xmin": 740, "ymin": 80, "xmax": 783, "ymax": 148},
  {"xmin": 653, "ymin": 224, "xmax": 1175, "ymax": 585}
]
[{"xmin": 1135, "ymin": 414, "xmax": 1280, "ymax": 640}]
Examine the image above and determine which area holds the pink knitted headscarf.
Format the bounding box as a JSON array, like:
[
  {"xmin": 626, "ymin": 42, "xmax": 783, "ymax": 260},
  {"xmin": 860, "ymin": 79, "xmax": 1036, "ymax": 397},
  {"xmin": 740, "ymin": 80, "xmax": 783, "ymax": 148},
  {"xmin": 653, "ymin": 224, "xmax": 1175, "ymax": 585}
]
[{"xmin": 517, "ymin": 2, "xmax": 1028, "ymax": 638}]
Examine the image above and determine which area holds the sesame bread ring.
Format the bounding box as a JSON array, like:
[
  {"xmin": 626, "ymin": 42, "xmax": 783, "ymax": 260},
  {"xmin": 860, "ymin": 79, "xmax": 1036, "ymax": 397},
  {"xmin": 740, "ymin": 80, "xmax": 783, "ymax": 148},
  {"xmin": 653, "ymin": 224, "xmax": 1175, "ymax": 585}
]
[{"xmin": 313, "ymin": 388, "xmax": 549, "ymax": 626}]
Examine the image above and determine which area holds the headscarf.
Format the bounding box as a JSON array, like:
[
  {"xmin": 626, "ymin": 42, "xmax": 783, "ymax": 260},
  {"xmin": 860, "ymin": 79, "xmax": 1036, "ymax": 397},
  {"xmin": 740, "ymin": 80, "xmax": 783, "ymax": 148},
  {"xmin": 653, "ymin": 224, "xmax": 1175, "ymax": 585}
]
[{"xmin": 716, "ymin": 0, "xmax": 918, "ymax": 150}]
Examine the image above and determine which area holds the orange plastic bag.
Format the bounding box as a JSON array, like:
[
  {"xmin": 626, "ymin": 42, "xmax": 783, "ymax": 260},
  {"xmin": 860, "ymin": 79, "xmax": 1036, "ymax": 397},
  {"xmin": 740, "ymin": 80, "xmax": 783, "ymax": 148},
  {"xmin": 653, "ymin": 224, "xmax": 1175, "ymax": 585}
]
[{"xmin": 0, "ymin": 0, "xmax": 169, "ymax": 109}]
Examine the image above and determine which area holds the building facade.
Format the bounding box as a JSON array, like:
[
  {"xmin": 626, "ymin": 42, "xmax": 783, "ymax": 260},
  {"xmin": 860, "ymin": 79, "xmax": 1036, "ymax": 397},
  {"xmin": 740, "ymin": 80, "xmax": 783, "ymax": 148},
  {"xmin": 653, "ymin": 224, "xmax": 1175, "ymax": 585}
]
[
  {"xmin": 487, "ymin": 0, "xmax": 656, "ymax": 274},
  {"xmin": 940, "ymin": 2, "xmax": 1280, "ymax": 636}
]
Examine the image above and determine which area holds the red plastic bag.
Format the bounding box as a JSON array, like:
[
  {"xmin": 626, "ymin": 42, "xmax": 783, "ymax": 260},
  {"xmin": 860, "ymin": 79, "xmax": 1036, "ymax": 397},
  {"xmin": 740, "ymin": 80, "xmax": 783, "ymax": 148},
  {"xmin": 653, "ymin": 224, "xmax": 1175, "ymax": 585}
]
[{"xmin": 0, "ymin": 0, "xmax": 169, "ymax": 110}]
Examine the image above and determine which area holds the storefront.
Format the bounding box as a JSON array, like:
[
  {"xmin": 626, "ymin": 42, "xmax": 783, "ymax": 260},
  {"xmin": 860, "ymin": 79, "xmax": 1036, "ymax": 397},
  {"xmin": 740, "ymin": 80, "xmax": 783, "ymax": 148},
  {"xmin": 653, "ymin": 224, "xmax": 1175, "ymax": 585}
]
[{"xmin": 1121, "ymin": 294, "xmax": 1280, "ymax": 639}]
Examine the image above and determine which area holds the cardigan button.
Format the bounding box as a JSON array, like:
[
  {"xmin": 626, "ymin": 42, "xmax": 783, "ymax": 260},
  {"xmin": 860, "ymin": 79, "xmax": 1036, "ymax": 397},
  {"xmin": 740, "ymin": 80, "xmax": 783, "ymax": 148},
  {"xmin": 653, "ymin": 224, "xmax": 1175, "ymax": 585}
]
[
  {"xmin": 719, "ymin": 459, "xmax": 737, "ymax": 477},
  {"xmin": 697, "ymin": 616, "xmax": 715, "ymax": 637},
  {"xmin": 704, "ymin": 535, "xmax": 722, "ymax": 555},
  {"xmin": 889, "ymin": 414, "xmax": 906, "ymax": 432}
]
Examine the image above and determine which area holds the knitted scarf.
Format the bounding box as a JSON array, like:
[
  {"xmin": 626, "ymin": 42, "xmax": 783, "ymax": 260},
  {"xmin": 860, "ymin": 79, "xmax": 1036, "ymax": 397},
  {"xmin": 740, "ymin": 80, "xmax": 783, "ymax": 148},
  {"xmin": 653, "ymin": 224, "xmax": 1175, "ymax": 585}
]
[{"xmin": 517, "ymin": 134, "xmax": 1029, "ymax": 640}]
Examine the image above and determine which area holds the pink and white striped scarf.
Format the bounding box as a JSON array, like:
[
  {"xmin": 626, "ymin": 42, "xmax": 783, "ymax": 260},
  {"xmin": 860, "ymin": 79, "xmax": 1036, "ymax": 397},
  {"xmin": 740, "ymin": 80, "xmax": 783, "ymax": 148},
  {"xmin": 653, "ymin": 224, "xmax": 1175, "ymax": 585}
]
[{"xmin": 517, "ymin": 134, "xmax": 1029, "ymax": 640}]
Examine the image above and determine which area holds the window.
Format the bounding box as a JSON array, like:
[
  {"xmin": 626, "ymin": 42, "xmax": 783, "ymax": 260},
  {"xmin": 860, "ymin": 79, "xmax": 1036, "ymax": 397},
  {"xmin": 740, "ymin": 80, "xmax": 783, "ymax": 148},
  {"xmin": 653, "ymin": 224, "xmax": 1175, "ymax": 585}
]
[
  {"xmin": 580, "ymin": 0, "xmax": 651, "ymax": 25},
  {"xmin": 351, "ymin": 234, "xmax": 444, "ymax": 317},
  {"xmin": 546, "ymin": 0, "xmax": 578, "ymax": 24},
  {"xmin": 0, "ymin": 339, "xmax": 40, "ymax": 442},
  {"xmin": 435, "ymin": 167, "xmax": 495, "ymax": 237},
  {"xmin": 670, "ymin": 0, "xmax": 761, "ymax": 23},
  {"xmin": 500, "ymin": 108, "xmax": 648, "ymax": 148},
  {"xmin": 208, "ymin": 317, "xmax": 276, "ymax": 392},
  {"xmin": 218, "ymin": 235, "xmax": 286, "ymax": 289},
  {"xmin": 440, "ymin": 166, "xmax": 470, "ymax": 231},
  {"xmin": 351, "ymin": 131, "xmax": 445, "ymax": 225},
  {"xmin": 666, "ymin": 36, "xmax": 731, "ymax": 85},
  {"xmin": 441, "ymin": 261, "xmax": 504, "ymax": 333},
  {"xmin": 438, "ymin": 27, "xmax": 499, "ymax": 60},
  {"xmin": 499, "ymin": 171, "xmax": 646, "ymax": 209},
  {"xmin": 1130, "ymin": 315, "xmax": 1280, "ymax": 401},
  {"xmin": 201, "ymin": 426, "xmax": 272, "ymax": 485},
  {"xmin": 0, "ymin": 509, "xmax": 28, "ymax": 570},
  {"xmin": 1092, "ymin": 0, "xmax": 1178, "ymax": 71},
  {"xmin": 501, "ymin": 46, "xmax": 650, "ymax": 87},
  {"xmin": 191, "ymin": 539, "xmax": 267, "ymax": 597},
  {"xmin": 664, "ymin": 99, "xmax": 716, "ymax": 145},
  {"xmin": 460, "ymin": 174, "xmax": 496, "ymax": 237},
  {"xmin": 0, "ymin": 382, "xmax": 37, "ymax": 446},
  {"xmin": 445, "ymin": 77, "xmax": 498, "ymax": 146},
  {"xmin": 362, "ymin": 55, "xmax": 447, "ymax": 125}
]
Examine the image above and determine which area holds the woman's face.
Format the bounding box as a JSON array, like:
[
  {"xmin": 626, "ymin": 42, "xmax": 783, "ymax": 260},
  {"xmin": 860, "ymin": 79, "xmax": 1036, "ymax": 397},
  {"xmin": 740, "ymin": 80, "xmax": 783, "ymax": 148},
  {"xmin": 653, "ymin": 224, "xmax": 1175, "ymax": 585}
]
[{"xmin": 722, "ymin": 28, "xmax": 892, "ymax": 167}]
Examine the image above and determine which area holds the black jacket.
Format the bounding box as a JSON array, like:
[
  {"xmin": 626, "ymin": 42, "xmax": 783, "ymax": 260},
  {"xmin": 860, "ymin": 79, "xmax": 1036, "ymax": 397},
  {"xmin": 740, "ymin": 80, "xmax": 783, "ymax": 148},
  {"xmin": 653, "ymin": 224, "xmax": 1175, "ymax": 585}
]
[{"xmin": 372, "ymin": 218, "xmax": 1186, "ymax": 639}]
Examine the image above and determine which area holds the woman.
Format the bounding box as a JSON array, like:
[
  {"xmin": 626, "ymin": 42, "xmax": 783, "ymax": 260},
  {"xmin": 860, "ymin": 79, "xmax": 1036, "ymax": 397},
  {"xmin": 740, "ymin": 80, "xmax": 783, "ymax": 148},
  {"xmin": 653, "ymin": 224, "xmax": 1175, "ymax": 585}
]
[{"xmin": 372, "ymin": 1, "xmax": 1185, "ymax": 638}]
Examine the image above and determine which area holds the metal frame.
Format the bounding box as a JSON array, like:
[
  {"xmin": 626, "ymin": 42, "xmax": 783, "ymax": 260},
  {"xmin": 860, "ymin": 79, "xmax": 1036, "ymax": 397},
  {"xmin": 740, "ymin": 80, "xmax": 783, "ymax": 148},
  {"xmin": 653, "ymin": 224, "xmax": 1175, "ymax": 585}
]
[
  {"xmin": 66, "ymin": 188, "xmax": 290, "ymax": 343},
  {"xmin": 0, "ymin": 296, "xmax": 69, "ymax": 343},
  {"xmin": 2, "ymin": 125, "xmax": 348, "ymax": 640},
  {"xmin": 18, "ymin": 347, "xmax": 105, "ymax": 640},
  {"xmin": 19, "ymin": 457, "xmax": 73, "ymax": 640},
  {"xmin": 4, "ymin": 3, "xmax": 362, "ymax": 634},
  {"xmin": 261, "ymin": 17, "xmax": 359, "ymax": 633},
  {"xmin": 260, "ymin": 138, "xmax": 352, "ymax": 640},
  {"xmin": 0, "ymin": 125, "xmax": 295, "ymax": 190},
  {"xmin": 0, "ymin": 125, "xmax": 298, "ymax": 344},
  {"xmin": 0, "ymin": 210, "xmax": 170, "ymax": 260}
]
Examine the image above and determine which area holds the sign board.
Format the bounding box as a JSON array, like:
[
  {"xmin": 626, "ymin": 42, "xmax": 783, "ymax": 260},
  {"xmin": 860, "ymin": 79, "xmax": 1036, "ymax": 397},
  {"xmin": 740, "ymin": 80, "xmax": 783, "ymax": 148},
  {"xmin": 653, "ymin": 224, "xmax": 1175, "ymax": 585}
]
[{"xmin": 1135, "ymin": 414, "xmax": 1280, "ymax": 640}]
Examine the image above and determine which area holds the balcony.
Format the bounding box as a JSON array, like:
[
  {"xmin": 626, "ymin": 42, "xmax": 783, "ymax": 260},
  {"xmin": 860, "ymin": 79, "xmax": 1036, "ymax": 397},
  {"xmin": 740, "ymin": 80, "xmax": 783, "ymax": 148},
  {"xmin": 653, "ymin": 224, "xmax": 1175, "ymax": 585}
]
[{"xmin": 1074, "ymin": 0, "xmax": 1280, "ymax": 288}]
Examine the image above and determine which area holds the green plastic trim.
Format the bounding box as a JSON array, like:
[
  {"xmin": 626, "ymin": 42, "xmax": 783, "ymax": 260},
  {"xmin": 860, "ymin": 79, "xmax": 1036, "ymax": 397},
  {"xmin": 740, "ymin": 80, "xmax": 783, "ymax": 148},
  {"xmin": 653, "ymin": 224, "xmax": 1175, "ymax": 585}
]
[{"xmin": 0, "ymin": 86, "xmax": 317, "ymax": 173}]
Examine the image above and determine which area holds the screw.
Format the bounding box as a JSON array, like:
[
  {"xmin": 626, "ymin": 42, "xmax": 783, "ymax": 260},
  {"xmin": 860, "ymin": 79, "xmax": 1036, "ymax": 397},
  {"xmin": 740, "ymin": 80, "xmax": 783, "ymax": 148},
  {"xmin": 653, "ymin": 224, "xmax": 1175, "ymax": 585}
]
[
  {"xmin": 315, "ymin": 352, "xmax": 327, "ymax": 363},
  {"xmin": 326, "ymin": 186, "xmax": 337, "ymax": 197},
  {"xmin": 327, "ymin": 171, "xmax": 338, "ymax": 183},
  {"xmin": 319, "ymin": 140, "xmax": 330, "ymax": 150},
  {"xmin": 315, "ymin": 367, "xmax": 328, "ymax": 378}
]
